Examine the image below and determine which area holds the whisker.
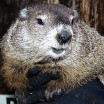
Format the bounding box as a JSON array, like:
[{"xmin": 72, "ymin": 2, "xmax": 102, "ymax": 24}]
[{"xmin": 71, "ymin": 39, "xmax": 84, "ymax": 44}]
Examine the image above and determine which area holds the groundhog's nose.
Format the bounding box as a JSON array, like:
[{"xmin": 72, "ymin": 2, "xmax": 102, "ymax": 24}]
[{"xmin": 56, "ymin": 30, "xmax": 72, "ymax": 44}]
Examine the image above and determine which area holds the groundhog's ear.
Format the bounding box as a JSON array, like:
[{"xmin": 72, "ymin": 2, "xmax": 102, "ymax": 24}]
[
  {"xmin": 19, "ymin": 8, "xmax": 28, "ymax": 20},
  {"xmin": 69, "ymin": 9, "xmax": 79, "ymax": 24}
]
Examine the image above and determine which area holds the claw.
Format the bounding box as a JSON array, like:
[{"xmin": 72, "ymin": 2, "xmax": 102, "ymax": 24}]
[{"xmin": 45, "ymin": 87, "xmax": 61, "ymax": 100}]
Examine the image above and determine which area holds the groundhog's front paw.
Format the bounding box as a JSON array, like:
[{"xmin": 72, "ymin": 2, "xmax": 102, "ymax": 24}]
[{"xmin": 45, "ymin": 87, "xmax": 61, "ymax": 100}]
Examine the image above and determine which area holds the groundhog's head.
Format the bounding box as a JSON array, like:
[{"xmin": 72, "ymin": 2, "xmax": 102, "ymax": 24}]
[{"xmin": 5, "ymin": 4, "xmax": 78, "ymax": 64}]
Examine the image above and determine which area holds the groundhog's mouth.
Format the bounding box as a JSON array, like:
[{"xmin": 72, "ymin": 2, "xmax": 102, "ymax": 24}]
[
  {"xmin": 52, "ymin": 47, "xmax": 65, "ymax": 54},
  {"xmin": 47, "ymin": 47, "xmax": 67, "ymax": 60}
]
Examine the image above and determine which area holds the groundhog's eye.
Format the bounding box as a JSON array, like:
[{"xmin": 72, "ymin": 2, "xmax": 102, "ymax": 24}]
[{"xmin": 36, "ymin": 18, "xmax": 44, "ymax": 25}]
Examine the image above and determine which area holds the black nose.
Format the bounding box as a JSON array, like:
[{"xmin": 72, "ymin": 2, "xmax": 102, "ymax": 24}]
[{"xmin": 56, "ymin": 30, "xmax": 72, "ymax": 44}]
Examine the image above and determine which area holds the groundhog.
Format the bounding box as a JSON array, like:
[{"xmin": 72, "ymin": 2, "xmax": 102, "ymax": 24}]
[{"xmin": 1, "ymin": 4, "xmax": 104, "ymax": 99}]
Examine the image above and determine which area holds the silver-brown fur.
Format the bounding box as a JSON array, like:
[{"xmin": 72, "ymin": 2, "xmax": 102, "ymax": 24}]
[{"xmin": 1, "ymin": 4, "xmax": 104, "ymax": 99}]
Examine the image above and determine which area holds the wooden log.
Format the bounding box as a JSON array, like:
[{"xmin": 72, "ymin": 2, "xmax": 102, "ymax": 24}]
[{"xmin": 75, "ymin": 0, "xmax": 104, "ymax": 35}]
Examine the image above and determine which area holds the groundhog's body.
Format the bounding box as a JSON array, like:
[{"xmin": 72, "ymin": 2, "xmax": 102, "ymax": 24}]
[{"xmin": 1, "ymin": 4, "xmax": 104, "ymax": 98}]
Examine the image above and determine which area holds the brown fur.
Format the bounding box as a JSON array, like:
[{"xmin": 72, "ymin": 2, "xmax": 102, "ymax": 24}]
[
  {"xmin": 0, "ymin": 0, "xmax": 48, "ymax": 39},
  {"xmin": 1, "ymin": 4, "xmax": 104, "ymax": 98}
]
